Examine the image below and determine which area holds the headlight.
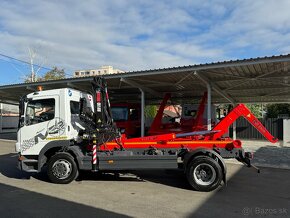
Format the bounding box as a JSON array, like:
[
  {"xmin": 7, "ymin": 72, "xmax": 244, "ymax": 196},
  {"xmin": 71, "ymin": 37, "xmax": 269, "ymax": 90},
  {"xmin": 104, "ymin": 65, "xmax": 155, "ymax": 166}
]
[{"xmin": 15, "ymin": 142, "xmax": 20, "ymax": 152}]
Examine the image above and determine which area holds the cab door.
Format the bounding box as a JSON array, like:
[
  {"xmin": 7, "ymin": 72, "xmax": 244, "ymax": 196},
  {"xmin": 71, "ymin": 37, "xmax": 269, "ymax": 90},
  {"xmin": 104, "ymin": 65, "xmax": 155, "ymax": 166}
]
[{"xmin": 19, "ymin": 95, "xmax": 60, "ymax": 155}]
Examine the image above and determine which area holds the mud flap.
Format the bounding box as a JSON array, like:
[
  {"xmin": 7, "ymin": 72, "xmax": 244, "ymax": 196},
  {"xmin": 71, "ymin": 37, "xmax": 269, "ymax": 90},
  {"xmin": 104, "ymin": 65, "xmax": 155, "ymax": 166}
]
[{"xmin": 223, "ymin": 164, "xmax": 227, "ymax": 186}]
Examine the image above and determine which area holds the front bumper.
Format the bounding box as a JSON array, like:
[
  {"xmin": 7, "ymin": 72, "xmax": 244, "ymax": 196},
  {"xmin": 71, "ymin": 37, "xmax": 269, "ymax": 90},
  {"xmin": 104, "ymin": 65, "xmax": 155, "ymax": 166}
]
[{"xmin": 18, "ymin": 155, "xmax": 38, "ymax": 173}]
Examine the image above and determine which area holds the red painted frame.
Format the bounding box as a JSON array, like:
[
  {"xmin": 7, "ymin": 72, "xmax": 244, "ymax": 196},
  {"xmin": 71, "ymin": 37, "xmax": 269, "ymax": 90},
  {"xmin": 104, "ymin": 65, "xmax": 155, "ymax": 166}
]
[{"xmin": 99, "ymin": 104, "xmax": 277, "ymax": 152}]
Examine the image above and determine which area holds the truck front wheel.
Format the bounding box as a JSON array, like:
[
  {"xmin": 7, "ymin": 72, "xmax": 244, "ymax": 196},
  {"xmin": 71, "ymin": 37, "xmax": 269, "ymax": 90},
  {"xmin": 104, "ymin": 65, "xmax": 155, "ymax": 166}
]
[
  {"xmin": 47, "ymin": 153, "xmax": 78, "ymax": 184},
  {"xmin": 186, "ymin": 156, "xmax": 223, "ymax": 192}
]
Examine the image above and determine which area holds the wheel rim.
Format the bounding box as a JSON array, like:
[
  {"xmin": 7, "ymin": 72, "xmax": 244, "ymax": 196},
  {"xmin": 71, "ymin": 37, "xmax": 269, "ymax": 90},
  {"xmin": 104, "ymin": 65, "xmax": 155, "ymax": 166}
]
[
  {"xmin": 193, "ymin": 163, "xmax": 216, "ymax": 186},
  {"xmin": 52, "ymin": 159, "xmax": 72, "ymax": 180}
]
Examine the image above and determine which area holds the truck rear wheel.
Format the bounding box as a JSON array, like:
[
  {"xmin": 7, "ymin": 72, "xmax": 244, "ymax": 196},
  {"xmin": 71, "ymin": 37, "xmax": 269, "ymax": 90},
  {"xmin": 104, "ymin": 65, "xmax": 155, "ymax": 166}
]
[
  {"xmin": 186, "ymin": 156, "xmax": 222, "ymax": 192},
  {"xmin": 47, "ymin": 153, "xmax": 78, "ymax": 184}
]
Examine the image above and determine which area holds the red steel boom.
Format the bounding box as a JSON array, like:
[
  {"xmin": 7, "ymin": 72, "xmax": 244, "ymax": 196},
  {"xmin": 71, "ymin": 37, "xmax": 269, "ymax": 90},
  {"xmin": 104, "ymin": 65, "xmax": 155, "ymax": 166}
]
[{"xmin": 212, "ymin": 104, "xmax": 278, "ymax": 143}]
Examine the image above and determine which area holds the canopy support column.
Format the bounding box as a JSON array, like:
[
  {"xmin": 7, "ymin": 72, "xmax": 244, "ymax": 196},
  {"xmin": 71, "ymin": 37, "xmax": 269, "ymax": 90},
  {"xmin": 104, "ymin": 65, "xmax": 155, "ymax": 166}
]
[
  {"xmin": 194, "ymin": 71, "xmax": 212, "ymax": 130},
  {"xmin": 120, "ymin": 78, "xmax": 147, "ymax": 137},
  {"xmin": 233, "ymin": 121, "xmax": 236, "ymax": 140},
  {"xmin": 194, "ymin": 71, "xmax": 238, "ymax": 134},
  {"xmin": 206, "ymin": 84, "xmax": 212, "ymax": 130},
  {"xmin": 140, "ymin": 89, "xmax": 145, "ymax": 137}
]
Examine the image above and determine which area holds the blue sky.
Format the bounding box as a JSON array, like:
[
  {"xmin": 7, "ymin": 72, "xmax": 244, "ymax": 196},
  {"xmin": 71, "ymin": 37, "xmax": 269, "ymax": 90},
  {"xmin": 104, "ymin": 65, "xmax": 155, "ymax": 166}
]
[{"xmin": 1, "ymin": 0, "xmax": 290, "ymax": 85}]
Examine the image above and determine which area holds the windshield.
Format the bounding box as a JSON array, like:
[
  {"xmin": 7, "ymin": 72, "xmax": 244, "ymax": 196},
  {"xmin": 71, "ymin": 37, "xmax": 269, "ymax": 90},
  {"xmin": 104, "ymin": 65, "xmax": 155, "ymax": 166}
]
[
  {"xmin": 111, "ymin": 107, "xmax": 128, "ymax": 121},
  {"xmin": 25, "ymin": 98, "xmax": 55, "ymax": 125}
]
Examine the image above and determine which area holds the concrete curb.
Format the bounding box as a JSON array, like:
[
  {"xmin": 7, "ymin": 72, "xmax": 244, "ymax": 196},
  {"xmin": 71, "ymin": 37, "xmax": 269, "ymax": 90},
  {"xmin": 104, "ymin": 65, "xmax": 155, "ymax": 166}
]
[{"xmin": 0, "ymin": 139, "xmax": 17, "ymax": 143}]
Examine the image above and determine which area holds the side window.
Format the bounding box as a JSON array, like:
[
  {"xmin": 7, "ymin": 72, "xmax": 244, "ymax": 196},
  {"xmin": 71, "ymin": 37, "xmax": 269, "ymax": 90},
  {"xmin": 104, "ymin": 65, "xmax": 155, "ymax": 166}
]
[
  {"xmin": 111, "ymin": 107, "xmax": 128, "ymax": 121},
  {"xmin": 70, "ymin": 101, "xmax": 80, "ymax": 115},
  {"xmin": 25, "ymin": 98, "xmax": 55, "ymax": 125}
]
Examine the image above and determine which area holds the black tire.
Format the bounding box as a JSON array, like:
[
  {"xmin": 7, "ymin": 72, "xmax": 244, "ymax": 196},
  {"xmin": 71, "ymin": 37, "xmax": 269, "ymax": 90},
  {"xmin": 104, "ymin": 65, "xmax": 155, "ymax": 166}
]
[
  {"xmin": 47, "ymin": 152, "xmax": 79, "ymax": 184},
  {"xmin": 186, "ymin": 156, "xmax": 223, "ymax": 192}
]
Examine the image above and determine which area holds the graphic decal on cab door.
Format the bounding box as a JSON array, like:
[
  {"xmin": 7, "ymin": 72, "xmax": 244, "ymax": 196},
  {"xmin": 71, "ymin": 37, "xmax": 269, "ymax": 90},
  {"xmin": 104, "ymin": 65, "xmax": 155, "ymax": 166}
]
[{"xmin": 21, "ymin": 118, "xmax": 67, "ymax": 152}]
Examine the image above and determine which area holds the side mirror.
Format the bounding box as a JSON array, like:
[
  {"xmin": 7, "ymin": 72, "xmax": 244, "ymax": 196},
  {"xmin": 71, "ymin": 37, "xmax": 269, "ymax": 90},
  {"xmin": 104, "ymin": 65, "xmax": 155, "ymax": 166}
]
[
  {"xmin": 18, "ymin": 116, "xmax": 25, "ymax": 128},
  {"xmin": 19, "ymin": 98, "xmax": 25, "ymax": 116},
  {"xmin": 79, "ymin": 98, "xmax": 85, "ymax": 116}
]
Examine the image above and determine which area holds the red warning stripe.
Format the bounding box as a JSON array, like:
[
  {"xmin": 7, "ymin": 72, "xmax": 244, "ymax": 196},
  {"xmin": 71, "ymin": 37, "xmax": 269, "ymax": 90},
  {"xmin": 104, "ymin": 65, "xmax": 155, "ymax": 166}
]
[
  {"xmin": 96, "ymin": 92, "xmax": 101, "ymax": 102},
  {"xmin": 92, "ymin": 145, "xmax": 97, "ymax": 164}
]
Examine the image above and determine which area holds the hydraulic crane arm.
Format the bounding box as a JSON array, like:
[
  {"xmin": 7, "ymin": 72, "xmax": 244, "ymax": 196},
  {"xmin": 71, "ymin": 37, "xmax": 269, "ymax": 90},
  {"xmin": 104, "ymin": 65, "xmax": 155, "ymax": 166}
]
[
  {"xmin": 79, "ymin": 77, "xmax": 120, "ymax": 145},
  {"xmin": 212, "ymin": 104, "xmax": 278, "ymax": 143}
]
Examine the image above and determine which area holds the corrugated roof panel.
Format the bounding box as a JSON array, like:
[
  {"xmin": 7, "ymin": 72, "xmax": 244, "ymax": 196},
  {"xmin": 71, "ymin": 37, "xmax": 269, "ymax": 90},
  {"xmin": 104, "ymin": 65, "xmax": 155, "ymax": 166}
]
[{"xmin": 0, "ymin": 54, "xmax": 290, "ymax": 104}]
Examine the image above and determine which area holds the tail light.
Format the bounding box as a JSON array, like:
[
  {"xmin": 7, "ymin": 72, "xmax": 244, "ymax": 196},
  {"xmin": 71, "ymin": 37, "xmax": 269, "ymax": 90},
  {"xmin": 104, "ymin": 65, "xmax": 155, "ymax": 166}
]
[
  {"xmin": 225, "ymin": 143, "xmax": 234, "ymax": 151},
  {"xmin": 233, "ymin": 140, "xmax": 242, "ymax": 147},
  {"xmin": 226, "ymin": 140, "xmax": 241, "ymax": 151}
]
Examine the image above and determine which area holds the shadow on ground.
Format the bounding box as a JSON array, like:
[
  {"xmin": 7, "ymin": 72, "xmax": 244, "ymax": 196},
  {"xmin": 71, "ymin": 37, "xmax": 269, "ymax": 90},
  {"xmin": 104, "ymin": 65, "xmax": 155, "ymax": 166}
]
[
  {"xmin": 0, "ymin": 182, "xmax": 129, "ymax": 218},
  {"xmin": 189, "ymin": 146, "xmax": 290, "ymax": 218},
  {"xmin": 78, "ymin": 169, "xmax": 191, "ymax": 190},
  {"xmin": 0, "ymin": 151, "xmax": 190, "ymax": 190},
  {"xmin": 0, "ymin": 152, "xmax": 47, "ymax": 181},
  {"xmin": 0, "ymin": 132, "xmax": 17, "ymax": 140}
]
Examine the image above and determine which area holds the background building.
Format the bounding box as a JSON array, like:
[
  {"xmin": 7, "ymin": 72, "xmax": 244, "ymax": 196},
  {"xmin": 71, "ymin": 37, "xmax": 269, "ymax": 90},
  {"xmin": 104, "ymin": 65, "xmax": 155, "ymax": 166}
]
[
  {"xmin": 0, "ymin": 103, "xmax": 19, "ymax": 132},
  {"xmin": 74, "ymin": 66, "xmax": 124, "ymax": 77}
]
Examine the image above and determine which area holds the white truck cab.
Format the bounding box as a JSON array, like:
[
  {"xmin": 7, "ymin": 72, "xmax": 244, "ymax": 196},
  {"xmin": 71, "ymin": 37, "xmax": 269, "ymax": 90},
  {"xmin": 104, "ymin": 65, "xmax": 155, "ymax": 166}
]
[{"xmin": 16, "ymin": 88, "xmax": 93, "ymax": 171}]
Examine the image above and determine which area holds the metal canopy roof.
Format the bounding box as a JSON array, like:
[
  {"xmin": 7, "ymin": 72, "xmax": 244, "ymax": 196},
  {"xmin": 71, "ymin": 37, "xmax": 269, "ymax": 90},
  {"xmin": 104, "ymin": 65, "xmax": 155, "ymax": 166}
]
[{"xmin": 0, "ymin": 54, "xmax": 290, "ymax": 105}]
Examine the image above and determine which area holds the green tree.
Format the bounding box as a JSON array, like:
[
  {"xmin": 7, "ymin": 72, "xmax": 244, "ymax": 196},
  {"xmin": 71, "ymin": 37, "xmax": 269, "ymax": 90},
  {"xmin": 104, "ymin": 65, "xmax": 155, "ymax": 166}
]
[
  {"xmin": 41, "ymin": 67, "xmax": 65, "ymax": 81},
  {"xmin": 145, "ymin": 105, "xmax": 157, "ymax": 118},
  {"xmin": 25, "ymin": 67, "xmax": 65, "ymax": 82},
  {"xmin": 245, "ymin": 104, "xmax": 264, "ymax": 118},
  {"xmin": 266, "ymin": 104, "xmax": 290, "ymax": 118}
]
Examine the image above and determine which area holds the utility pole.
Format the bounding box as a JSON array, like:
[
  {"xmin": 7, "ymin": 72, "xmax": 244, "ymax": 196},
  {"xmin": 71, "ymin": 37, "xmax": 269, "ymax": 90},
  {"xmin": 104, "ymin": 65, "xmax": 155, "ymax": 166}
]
[{"xmin": 28, "ymin": 48, "xmax": 36, "ymax": 82}]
